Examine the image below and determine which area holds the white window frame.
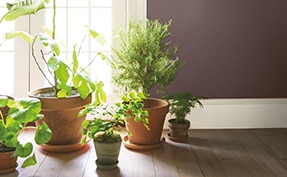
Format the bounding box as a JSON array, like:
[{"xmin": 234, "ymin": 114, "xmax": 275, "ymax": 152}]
[{"xmin": 11, "ymin": 0, "xmax": 146, "ymax": 98}]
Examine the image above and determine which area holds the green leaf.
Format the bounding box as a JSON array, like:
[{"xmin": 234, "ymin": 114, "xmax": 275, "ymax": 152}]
[
  {"xmin": 0, "ymin": 121, "xmax": 7, "ymax": 139},
  {"xmin": 8, "ymin": 98, "xmax": 41, "ymax": 123},
  {"xmin": 35, "ymin": 122, "xmax": 52, "ymax": 144},
  {"xmin": 16, "ymin": 142, "xmax": 33, "ymax": 158},
  {"xmin": 89, "ymin": 29, "xmax": 99, "ymax": 38},
  {"xmin": 39, "ymin": 33, "xmax": 60, "ymax": 56},
  {"xmin": 56, "ymin": 89, "xmax": 66, "ymax": 98},
  {"xmin": 3, "ymin": 132, "xmax": 17, "ymax": 147},
  {"xmin": 72, "ymin": 45, "xmax": 78, "ymax": 74},
  {"xmin": 47, "ymin": 56, "xmax": 60, "ymax": 71},
  {"xmin": 55, "ymin": 61, "xmax": 70, "ymax": 85},
  {"xmin": 94, "ymin": 81, "xmax": 106, "ymax": 105},
  {"xmin": 21, "ymin": 153, "xmax": 37, "ymax": 168},
  {"xmin": 4, "ymin": 31, "xmax": 33, "ymax": 43},
  {"xmin": 1, "ymin": 0, "xmax": 48, "ymax": 22},
  {"xmin": 0, "ymin": 96, "xmax": 8, "ymax": 107}
]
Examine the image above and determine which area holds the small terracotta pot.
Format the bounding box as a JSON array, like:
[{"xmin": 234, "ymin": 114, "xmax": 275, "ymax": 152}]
[
  {"xmin": 29, "ymin": 87, "xmax": 92, "ymax": 145},
  {"xmin": 0, "ymin": 151, "xmax": 17, "ymax": 175}
]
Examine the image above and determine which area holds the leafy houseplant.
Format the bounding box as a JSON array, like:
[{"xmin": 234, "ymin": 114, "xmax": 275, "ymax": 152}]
[
  {"xmin": 162, "ymin": 92, "xmax": 204, "ymax": 139},
  {"xmin": 113, "ymin": 19, "xmax": 184, "ymax": 95},
  {"xmin": 112, "ymin": 19, "xmax": 184, "ymax": 149},
  {"xmin": 81, "ymin": 104, "xmax": 123, "ymax": 169},
  {"xmin": 0, "ymin": 0, "xmax": 107, "ymax": 148},
  {"xmin": 81, "ymin": 92, "xmax": 148, "ymax": 167},
  {"xmin": 0, "ymin": 96, "xmax": 52, "ymax": 173}
]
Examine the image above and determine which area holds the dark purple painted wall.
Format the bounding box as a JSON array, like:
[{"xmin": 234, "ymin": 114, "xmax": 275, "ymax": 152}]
[{"xmin": 148, "ymin": 0, "xmax": 287, "ymax": 98}]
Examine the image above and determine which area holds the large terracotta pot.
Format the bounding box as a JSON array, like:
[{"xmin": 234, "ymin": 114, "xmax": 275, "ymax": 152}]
[
  {"xmin": 125, "ymin": 98, "xmax": 169, "ymax": 146},
  {"xmin": 0, "ymin": 150, "xmax": 17, "ymax": 175},
  {"xmin": 29, "ymin": 87, "xmax": 92, "ymax": 145}
]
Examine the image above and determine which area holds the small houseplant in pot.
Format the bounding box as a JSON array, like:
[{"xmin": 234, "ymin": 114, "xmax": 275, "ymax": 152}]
[
  {"xmin": 112, "ymin": 19, "xmax": 184, "ymax": 149},
  {"xmin": 1, "ymin": 0, "xmax": 107, "ymax": 150},
  {"xmin": 162, "ymin": 92, "xmax": 204, "ymax": 140},
  {"xmin": 81, "ymin": 92, "xmax": 148, "ymax": 167},
  {"xmin": 0, "ymin": 96, "xmax": 52, "ymax": 174},
  {"xmin": 81, "ymin": 104, "xmax": 124, "ymax": 169}
]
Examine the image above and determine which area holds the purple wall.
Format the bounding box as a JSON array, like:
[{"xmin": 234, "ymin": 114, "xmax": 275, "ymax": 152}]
[{"xmin": 148, "ymin": 0, "xmax": 287, "ymax": 98}]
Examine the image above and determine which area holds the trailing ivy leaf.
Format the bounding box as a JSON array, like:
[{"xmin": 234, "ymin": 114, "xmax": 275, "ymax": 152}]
[
  {"xmin": 21, "ymin": 153, "xmax": 37, "ymax": 168},
  {"xmin": 4, "ymin": 132, "xmax": 18, "ymax": 147},
  {"xmin": 16, "ymin": 142, "xmax": 33, "ymax": 158},
  {"xmin": 35, "ymin": 122, "xmax": 52, "ymax": 145},
  {"xmin": 0, "ymin": 121, "xmax": 7, "ymax": 139},
  {"xmin": 0, "ymin": 96, "xmax": 8, "ymax": 107},
  {"xmin": 8, "ymin": 98, "xmax": 41, "ymax": 123},
  {"xmin": 6, "ymin": 118, "xmax": 22, "ymax": 133}
]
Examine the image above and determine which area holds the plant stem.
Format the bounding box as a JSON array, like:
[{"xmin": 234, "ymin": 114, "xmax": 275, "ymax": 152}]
[{"xmin": 52, "ymin": 0, "xmax": 58, "ymax": 94}]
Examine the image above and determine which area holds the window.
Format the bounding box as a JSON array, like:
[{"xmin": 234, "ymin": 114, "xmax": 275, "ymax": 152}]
[{"xmin": 0, "ymin": 0, "xmax": 147, "ymax": 98}]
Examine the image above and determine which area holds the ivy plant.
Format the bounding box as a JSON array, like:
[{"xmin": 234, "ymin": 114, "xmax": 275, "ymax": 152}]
[
  {"xmin": 81, "ymin": 104, "xmax": 123, "ymax": 144},
  {"xmin": 0, "ymin": 96, "xmax": 52, "ymax": 168},
  {"xmin": 114, "ymin": 92, "xmax": 150, "ymax": 132}
]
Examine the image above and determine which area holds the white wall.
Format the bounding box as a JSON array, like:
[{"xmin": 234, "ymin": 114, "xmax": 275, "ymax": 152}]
[{"xmin": 163, "ymin": 98, "xmax": 287, "ymax": 129}]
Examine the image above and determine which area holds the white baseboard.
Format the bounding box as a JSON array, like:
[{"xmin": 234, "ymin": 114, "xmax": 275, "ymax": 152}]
[{"xmin": 163, "ymin": 98, "xmax": 287, "ymax": 129}]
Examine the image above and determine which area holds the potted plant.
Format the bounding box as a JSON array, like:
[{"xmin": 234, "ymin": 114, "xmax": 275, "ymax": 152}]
[
  {"xmin": 162, "ymin": 92, "xmax": 204, "ymax": 139},
  {"xmin": 112, "ymin": 19, "xmax": 184, "ymax": 149},
  {"xmin": 0, "ymin": 0, "xmax": 107, "ymax": 150},
  {"xmin": 81, "ymin": 104, "xmax": 124, "ymax": 169},
  {"xmin": 80, "ymin": 92, "xmax": 148, "ymax": 167},
  {"xmin": 0, "ymin": 95, "xmax": 52, "ymax": 174}
]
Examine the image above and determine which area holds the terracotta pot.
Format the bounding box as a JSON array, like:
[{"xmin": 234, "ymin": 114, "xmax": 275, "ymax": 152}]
[
  {"xmin": 0, "ymin": 150, "xmax": 17, "ymax": 175},
  {"xmin": 125, "ymin": 98, "xmax": 169, "ymax": 145},
  {"xmin": 168, "ymin": 119, "xmax": 190, "ymax": 138},
  {"xmin": 29, "ymin": 87, "xmax": 92, "ymax": 145},
  {"xmin": 94, "ymin": 140, "xmax": 122, "ymax": 169}
]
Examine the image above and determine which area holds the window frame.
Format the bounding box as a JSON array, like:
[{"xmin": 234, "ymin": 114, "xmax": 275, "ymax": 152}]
[{"xmin": 7, "ymin": 0, "xmax": 147, "ymax": 98}]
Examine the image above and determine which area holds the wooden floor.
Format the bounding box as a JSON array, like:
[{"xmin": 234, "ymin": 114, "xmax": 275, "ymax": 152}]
[{"xmin": 3, "ymin": 128, "xmax": 287, "ymax": 177}]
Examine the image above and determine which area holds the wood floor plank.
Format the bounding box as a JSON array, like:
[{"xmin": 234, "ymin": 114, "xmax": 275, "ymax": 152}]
[
  {"xmin": 252, "ymin": 129, "xmax": 287, "ymax": 169},
  {"xmin": 152, "ymin": 137, "xmax": 180, "ymax": 177},
  {"xmin": 189, "ymin": 130, "xmax": 228, "ymax": 177},
  {"xmin": 118, "ymin": 146, "xmax": 155, "ymax": 177},
  {"xmin": 16, "ymin": 127, "xmax": 49, "ymax": 177},
  {"xmin": 202, "ymin": 129, "xmax": 253, "ymax": 177},
  {"xmin": 229, "ymin": 129, "xmax": 287, "ymax": 177},
  {"xmin": 57, "ymin": 144, "xmax": 92, "ymax": 177},
  {"xmin": 2, "ymin": 128, "xmax": 287, "ymax": 177},
  {"xmin": 164, "ymin": 132, "xmax": 203, "ymax": 177}
]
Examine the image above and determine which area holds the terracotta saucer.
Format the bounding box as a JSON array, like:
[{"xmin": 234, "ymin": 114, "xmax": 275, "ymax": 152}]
[
  {"xmin": 166, "ymin": 133, "xmax": 189, "ymax": 142},
  {"xmin": 40, "ymin": 138, "xmax": 91, "ymax": 153},
  {"xmin": 0, "ymin": 164, "xmax": 17, "ymax": 175},
  {"xmin": 123, "ymin": 135, "xmax": 165, "ymax": 151}
]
